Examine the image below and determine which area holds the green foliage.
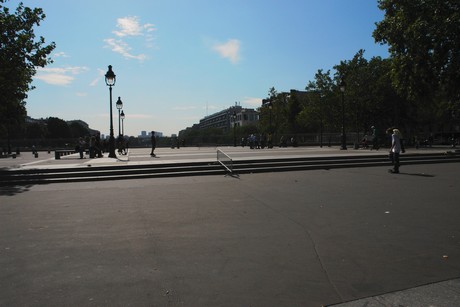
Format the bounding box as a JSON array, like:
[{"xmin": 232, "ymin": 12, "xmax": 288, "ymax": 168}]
[
  {"xmin": 373, "ymin": 0, "xmax": 460, "ymax": 103},
  {"xmin": 47, "ymin": 117, "xmax": 71, "ymax": 138},
  {"xmin": 0, "ymin": 0, "xmax": 55, "ymax": 137},
  {"xmin": 25, "ymin": 122, "xmax": 46, "ymax": 139},
  {"xmin": 69, "ymin": 121, "xmax": 90, "ymax": 138}
]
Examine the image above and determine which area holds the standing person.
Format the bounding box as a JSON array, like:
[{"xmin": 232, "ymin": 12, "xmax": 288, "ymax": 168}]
[
  {"xmin": 89, "ymin": 135, "xmax": 95, "ymax": 158},
  {"xmin": 95, "ymin": 133, "xmax": 103, "ymax": 158},
  {"xmin": 389, "ymin": 128, "xmax": 402, "ymax": 173},
  {"xmin": 150, "ymin": 131, "xmax": 156, "ymax": 157},
  {"xmin": 371, "ymin": 125, "xmax": 379, "ymax": 150},
  {"xmin": 78, "ymin": 137, "xmax": 86, "ymax": 159}
]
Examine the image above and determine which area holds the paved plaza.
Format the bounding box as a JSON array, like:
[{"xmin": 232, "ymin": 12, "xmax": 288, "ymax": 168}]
[{"xmin": 1, "ymin": 146, "xmax": 460, "ymax": 306}]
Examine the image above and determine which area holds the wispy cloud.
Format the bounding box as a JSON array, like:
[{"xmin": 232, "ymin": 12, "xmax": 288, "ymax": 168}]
[
  {"xmin": 113, "ymin": 16, "xmax": 143, "ymax": 37},
  {"xmin": 242, "ymin": 97, "xmax": 262, "ymax": 108},
  {"xmin": 104, "ymin": 38, "xmax": 147, "ymax": 61},
  {"xmin": 35, "ymin": 66, "xmax": 89, "ymax": 86},
  {"xmin": 35, "ymin": 73, "xmax": 74, "ymax": 86},
  {"xmin": 54, "ymin": 51, "xmax": 70, "ymax": 58},
  {"xmin": 213, "ymin": 39, "xmax": 241, "ymax": 64},
  {"xmin": 89, "ymin": 68, "xmax": 106, "ymax": 87},
  {"xmin": 105, "ymin": 16, "xmax": 157, "ymax": 61}
]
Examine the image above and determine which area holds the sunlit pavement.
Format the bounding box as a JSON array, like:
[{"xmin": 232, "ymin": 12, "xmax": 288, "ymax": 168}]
[
  {"xmin": 1, "ymin": 147, "xmax": 459, "ymax": 306},
  {"xmin": 1, "ymin": 145, "xmax": 454, "ymax": 170}
]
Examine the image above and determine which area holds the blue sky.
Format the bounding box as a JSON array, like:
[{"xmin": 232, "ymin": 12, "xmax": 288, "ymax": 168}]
[{"xmin": 14, "ymin": 0, "xmax": 388, "ymax": 137}]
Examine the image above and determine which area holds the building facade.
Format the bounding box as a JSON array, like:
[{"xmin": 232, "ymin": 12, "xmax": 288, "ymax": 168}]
[{"xmin": 199, "ymin": 105, "xmax": 259, "ymax": 131}]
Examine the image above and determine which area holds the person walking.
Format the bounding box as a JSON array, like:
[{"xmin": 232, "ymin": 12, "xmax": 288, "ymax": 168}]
[
  {"xmin": 389, "ymin": 128, "xmax": 402, "ymax": 173},
  {"xmin": 150, "ymin": 131, "xmax": 156, "ymax": 157}
]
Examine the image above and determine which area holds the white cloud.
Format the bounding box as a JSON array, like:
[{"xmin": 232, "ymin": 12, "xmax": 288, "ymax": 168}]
[
  {"xmin": 213, "ymin": 39, "xmax": 241, "ymax": 64},
  {"xmin": 104, "ymin": 38, "xmax": 147, "ymax": 61},
  {"xmin": 35, "ymin": 66, "xmax": 89, "ymax": 86},
  {"xmin": 90, "ymin": 68, "xmax": 106, "ymax": 87},
  {"xmin": 106, "ymin": 16, "xmax": 156, "ymax": 61},
  {"xmin": 113, "ymin": 16, "xmax": 143, "ymax": 37},
  {"xmin": 54, "ymin": 51, "xmax": 70, "ymax": 58},
  {"xmin": 35, "ymin": 73, "xmax": 74, "ymax": 86},
  {"xmin": 144, "ymin": 23, "xmax": 156, "ymax": 32}
]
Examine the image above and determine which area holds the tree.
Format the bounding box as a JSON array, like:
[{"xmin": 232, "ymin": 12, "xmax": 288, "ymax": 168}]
[
  {"xmin": 261, "ymin": 87, "xmax": 290, "ymax": 135},
  {"xmin": 69, "ymin": 121, "xmax": 90, "ymax": 138},
  {"xmin": 25, "ymin": 122, "xmax": 47, "ymax": 139},
  {"xmin": 47, "ymin": 117, "xmax": 71, "ymax": 139},
  {"xmin": 0, "ymin": 0, "xmax": 55, "ymax": 139},
  {"xmin": 373, "ymin": 0, "xmax": 460, "ymax": 103},
  {"xmin": 304, "ymin": 69, "xmax": 341, "ymax": 133}
]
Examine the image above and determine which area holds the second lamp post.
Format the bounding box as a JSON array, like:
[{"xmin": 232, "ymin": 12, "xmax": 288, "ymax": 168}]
[
  {"xmin": 116, "ymin": 96, "xmax": 123, "ymax": 136},
  {"xmin": 120, "ymin": 110, "xmax": 125, "ymax": 136}
]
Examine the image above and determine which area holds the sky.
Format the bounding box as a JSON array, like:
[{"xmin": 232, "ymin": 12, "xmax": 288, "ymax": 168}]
[{"xmin": 10, "ymin": 0, "xmax": 388, "ymax": 137}]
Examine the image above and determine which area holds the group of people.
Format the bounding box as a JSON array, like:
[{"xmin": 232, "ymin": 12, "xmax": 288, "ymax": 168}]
[
  {"xmin": 76, "ymin": 134, "xmax": 104, "ymax": 159},
  {"xmin": 242, "ymin": 133, "xmax": 273, "ymax": 149},
  {"xmin": 75, "ymin": 134, "xmax": 129, "ymax": 159}
]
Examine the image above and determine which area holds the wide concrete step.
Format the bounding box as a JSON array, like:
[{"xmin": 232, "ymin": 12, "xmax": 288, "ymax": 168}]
[{"xmin": 1, "ymin": 152, "xmax": 459, "ymax": 185}]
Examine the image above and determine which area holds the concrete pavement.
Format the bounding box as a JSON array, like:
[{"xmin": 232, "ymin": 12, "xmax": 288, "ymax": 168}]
[
  {"xmin": 1, "ymin": 146, "xmax": 460, "ymax": 306},
  {"xmin": 1, "ymin": 145, "xmax": 455, "ymax": 170}
]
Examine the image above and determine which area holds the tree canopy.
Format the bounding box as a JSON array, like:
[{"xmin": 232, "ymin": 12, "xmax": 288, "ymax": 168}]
[
  {"xmin": 373, "ymin": 0, "xmax": 460, "ymax": 104},
  {"xmin": 0, "ymin": 0, "xmax": 55, "ymax": 138}
]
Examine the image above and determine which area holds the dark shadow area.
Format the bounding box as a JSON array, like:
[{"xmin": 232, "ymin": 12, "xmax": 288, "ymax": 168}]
[
  {"xmin": 0, "ymin": 184, "xmax": 33, "ymax": 196},
  {"xmin": 399, "ymin": 172, "xmax": 435, "ymax": 177},
  {"xmin": 225, "ymin": 172, "xmax": 240, "ymax": 179}
]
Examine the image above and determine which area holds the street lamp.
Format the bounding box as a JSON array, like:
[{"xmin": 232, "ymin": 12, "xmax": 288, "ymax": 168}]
[
  {"xmin": 233, "ymin": 111, "xmax": 237, "ymax": 147},
  {"xmin": 120, "ymin": 110, "xmax": 125, "ymax": 136},
  {"xmin": 339, "ymin": 79, "xmax": 347, "ymax": 150},
  {"xmin": 116, "ymin": 96, "xmax": 123, "ymax": 136},
  {"xmin": 105, "ymin": 65, "xmax": 117, "ymax": 158}
]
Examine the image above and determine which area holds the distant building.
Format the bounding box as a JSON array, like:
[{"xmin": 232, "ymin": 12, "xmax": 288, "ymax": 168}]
[
  {"xmin": 199, "ymin": 105, "xmax": 259, "ymax": 132},
  {"xmin": 151, "ymin": 131, "xmax": 163, "ymax": 137},
  {"xmin": 139, "ymin": 130, "xmax": 163, "ymax": 138}
]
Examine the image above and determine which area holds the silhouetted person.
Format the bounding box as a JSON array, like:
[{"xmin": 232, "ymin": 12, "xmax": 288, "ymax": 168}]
[
  {"xmin": 371, "ymin": 126, "xmax": 379, "ymax": 150},
  {"xmin": 150, "ymin": 131, "xmax": 156, "ymax": 157},
  {"xmin": 389, "ymin": 128, "xmax": 402, "ymax": 173}
]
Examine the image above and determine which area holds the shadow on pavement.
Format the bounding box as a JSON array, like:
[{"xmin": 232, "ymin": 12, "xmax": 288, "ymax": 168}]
[
  {"xmin": 0, "ymin": 185, "xmax": 33, "ymax": 196},
  {"xmin": 399, "ymin": 172, "xmax": 435, "ymax": 177}
]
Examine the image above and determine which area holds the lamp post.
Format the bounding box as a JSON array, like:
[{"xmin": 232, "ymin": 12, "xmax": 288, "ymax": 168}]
[
  {"xmin": 116, "ymin": 96, "xmax": 123, "ymax": 136},
  {"xmin": 120, "ymin": 110, "xmax": 125, "ymax": 136},
  {"xmin": 233, "ymin": 111, "xmax": 237, "ymax": 147},
  {"xmin": 339, "ymin": 79, "xmax": 347, "ymax": 150},
  {"xmin": 105, "ymin": 65, "xmax": 117, "ymax": 158}
]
